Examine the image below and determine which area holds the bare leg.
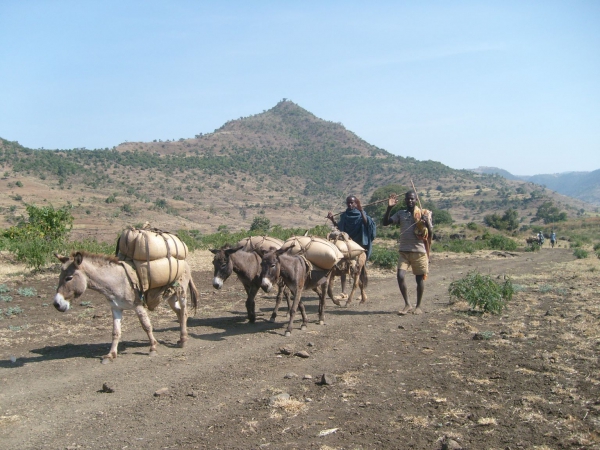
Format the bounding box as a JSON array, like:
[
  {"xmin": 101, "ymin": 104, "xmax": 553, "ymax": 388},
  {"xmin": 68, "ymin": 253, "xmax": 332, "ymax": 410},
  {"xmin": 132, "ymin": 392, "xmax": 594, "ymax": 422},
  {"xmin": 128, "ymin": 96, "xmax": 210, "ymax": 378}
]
[
  {"xmin": 134, "ymin": 304, "xmax": 159, "ymax": 354},
  {"xmin": 397, "ymin": 269, "xmax": 413, "ymax": 315},
  {"xmin": 104, "ymin": 308, "xmax": 123, "ymax": 363},
  {"xmin": 414, "ymin": 274, "xmax": 425, "ymax": 314}
]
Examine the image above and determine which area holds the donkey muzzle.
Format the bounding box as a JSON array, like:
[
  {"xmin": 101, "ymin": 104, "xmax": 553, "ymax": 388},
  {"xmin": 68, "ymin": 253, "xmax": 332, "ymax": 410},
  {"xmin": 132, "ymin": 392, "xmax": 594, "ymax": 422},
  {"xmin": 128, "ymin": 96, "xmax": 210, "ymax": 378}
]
[{"xmin": 53, "ymin": 293, "xmax": 70, "ymax": 312}]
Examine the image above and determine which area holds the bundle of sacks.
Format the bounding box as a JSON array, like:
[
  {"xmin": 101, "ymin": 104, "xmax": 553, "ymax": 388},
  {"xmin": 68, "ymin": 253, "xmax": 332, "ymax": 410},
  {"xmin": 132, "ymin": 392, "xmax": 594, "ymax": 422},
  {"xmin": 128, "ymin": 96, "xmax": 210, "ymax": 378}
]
[
  {"xmin": 280, "ymin": 235, "xmax": 344, "ymax": 270},
  {"xmin": 237, "ymin": 236, "xmax": 284, "ymax": 252},
  {"xmin": 327, "ymin": 231, "xmax": 365, "ymax": 259},
  {"xmin": 118, "ymin": 225, "xmax": 188, "ymax": 292}
]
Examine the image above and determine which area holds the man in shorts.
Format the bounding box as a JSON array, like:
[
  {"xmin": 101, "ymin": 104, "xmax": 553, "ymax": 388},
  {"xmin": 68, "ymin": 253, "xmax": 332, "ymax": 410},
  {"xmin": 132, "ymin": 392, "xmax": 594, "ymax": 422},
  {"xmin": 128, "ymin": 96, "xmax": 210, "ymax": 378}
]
[{"xmin": 382, "ymin": 191, "xmax": 432, "ymax": 315}]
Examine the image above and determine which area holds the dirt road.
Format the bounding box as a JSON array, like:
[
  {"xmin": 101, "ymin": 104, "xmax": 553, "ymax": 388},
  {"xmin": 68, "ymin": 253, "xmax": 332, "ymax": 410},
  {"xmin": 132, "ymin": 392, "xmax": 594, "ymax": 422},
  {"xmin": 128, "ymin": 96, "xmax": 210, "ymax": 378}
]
[{"xmin": 1, "ymin": 248, "xmax": 599, "ymax": 449}]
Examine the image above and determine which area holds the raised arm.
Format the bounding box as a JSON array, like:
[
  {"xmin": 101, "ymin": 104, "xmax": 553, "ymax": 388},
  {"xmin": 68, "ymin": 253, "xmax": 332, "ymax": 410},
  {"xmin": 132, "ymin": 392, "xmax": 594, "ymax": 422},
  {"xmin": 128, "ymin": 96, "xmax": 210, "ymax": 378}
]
[{"xmin": 382, "ymin": 194, "xmax": 398, "ymax": 226}]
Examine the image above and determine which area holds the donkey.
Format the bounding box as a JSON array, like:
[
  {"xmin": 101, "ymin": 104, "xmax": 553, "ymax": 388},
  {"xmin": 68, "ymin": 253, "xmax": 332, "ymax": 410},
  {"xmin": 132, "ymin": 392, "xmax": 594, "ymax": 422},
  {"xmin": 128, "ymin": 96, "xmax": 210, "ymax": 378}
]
[
  {"xmin": 328, "ymin": 252, "xmax": 368, "ymax": 307},
  {"xmin": 260, "ymin": 247, "xmax": 332, "ymax": 337},
  {"xmin": 53, "ymin": 252, "xmax": 198, "ymax": 363},
  {"xmin": 210, "ymin": 245, "xmax": 291, "ymax": 323}
]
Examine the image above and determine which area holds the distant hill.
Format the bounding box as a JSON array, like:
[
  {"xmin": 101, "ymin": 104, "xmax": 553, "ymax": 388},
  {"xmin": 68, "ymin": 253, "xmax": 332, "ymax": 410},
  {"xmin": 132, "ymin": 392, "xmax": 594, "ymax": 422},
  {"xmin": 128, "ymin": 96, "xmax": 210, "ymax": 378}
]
[
  {"xmin": 0, "ymin": 101, "xmax": 596, "ymax": 241},
  {"xmin": 471, "ymin": 166, "xmax": 600, "ymax": 206},
  {"xmin": 469, "ymin": 166, "xmax": 522, "ymax": 181}
]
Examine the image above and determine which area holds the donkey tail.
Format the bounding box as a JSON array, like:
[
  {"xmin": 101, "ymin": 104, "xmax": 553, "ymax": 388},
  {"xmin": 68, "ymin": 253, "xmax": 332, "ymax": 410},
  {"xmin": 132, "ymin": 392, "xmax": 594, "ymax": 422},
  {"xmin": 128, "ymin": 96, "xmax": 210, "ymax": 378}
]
[
  {"xmin": 360, "ymin": 263, "xmax": 368, "ymax": 289},
  {"xmin": 188, "ymin": 277, "xmax": 199, "ymax": 316}
]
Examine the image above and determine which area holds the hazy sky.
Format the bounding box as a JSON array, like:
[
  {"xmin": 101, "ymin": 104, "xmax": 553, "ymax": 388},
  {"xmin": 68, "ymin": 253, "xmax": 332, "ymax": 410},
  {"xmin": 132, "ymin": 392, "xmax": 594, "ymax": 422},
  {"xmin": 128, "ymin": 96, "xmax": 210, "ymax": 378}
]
[{"xmin": 1, "ymin": 1, "xmax": 598, "ymax": 175}]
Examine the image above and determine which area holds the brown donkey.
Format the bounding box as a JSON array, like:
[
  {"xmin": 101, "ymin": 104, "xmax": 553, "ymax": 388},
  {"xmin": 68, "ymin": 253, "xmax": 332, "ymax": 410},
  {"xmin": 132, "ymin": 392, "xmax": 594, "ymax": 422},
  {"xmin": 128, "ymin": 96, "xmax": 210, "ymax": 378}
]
[
  {"xmin": 53, "ymin": 252, "xmax": 198, "ymax": 363},
  {"xmin": 211, "ymin": 245, "xmax": 291, "ymax": 323},
  {"xmin": 259, "ymin": 247, "xmax": 332, "ymax": 336}
]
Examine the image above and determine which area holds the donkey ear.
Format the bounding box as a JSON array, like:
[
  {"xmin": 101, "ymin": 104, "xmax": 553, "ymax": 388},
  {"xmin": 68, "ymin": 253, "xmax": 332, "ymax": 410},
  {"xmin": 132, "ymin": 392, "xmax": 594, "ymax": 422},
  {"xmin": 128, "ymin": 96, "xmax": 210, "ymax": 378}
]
[
  {"xmin": 54, "ymin": 253, "xmax": 70, "ymax": 264},
  {"xmin": 225, "ymin": 245, "xmax": 243, "ymax": 256},
  {"xmin": 74, "ymin": 252, "xmax": 84, "ymax": 267},
  {"xmin": 209, "ymin": 249, "xmax": 219, "ymax": 254},
  {"xmin": 276, "ymin": 244, "xmax": 292, "ymax": 256}
]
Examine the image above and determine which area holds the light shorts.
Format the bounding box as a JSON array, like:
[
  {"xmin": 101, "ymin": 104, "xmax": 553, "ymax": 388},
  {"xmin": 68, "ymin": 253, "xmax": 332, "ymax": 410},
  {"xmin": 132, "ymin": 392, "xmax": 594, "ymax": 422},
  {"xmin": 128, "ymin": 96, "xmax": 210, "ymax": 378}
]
[{"xmin": 397, "ymin": 251, "xmax": 429, "ymax": 275}]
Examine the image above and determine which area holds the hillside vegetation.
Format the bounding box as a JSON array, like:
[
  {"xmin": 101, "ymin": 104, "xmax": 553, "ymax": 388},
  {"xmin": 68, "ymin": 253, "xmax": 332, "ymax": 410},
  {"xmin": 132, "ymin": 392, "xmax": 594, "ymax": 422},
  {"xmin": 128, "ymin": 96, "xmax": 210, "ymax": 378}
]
[
  {"xmin": 471, "ymin": 166, "xmax": 600, "ymax": 206},
  {"xmin": 0, "ymin": 100, "xmax": 595, "ymax": 243}
]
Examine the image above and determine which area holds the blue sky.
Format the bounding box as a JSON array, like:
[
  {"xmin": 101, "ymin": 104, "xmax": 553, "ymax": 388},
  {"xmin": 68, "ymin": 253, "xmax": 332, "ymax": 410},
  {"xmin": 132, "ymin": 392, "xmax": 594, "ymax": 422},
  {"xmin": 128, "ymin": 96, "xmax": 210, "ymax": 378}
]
[{"xmin": 1, "ymin": 1, "xmax": 598, "ymax": 175}]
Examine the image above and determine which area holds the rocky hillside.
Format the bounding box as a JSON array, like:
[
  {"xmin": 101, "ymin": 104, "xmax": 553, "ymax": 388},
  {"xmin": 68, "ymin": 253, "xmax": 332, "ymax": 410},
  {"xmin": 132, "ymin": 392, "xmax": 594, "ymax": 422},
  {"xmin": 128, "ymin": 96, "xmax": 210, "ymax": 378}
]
[{"xmin": 0, "ymin": 101, "xmax": 595, "ymax": 242}]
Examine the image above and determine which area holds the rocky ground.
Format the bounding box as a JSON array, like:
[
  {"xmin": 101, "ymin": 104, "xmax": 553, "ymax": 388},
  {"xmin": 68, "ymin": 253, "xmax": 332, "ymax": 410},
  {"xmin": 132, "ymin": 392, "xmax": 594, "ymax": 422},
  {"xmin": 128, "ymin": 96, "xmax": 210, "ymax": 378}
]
[{"xmin": 0, "ymin": 247, "xmax": 599, "ymax": 449}]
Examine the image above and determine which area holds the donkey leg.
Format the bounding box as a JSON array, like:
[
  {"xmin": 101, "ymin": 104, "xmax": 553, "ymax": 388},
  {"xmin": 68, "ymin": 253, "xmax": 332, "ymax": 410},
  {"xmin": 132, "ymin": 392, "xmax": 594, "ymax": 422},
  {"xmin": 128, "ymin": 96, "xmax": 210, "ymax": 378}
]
[
  {"xmin": 318, "ymin": 285, "xmax": 327, "ymax": 325},
  {"xmin": 167, "ymin": 296, "xmax": 184, "ymax": 324},
  {"xmin": 298, "ymin": 298, "xmax": 309, "ymax": 331},
  {"xmin": 134, "ymin": 304, "xmax": 159, "ymax": 355},
  {"xmin": 103, "ymin": 308, "xmax": 123, "ymax": 363},
  {"xmin": 177, "ymin": 291, "xmax": 189, "ymax": 347},
  {"xmin": 328, "ymin": 276, "xmax": 341, "ymax": 306},
  {"xmin": 246, "ymin": 285, "xmax": 259, "ymax": 323},
  {"xmin": 285, "ymin": 288, "xmax": 303, "ymax": 337},
  {"xmin": 345, "ymin": 271, "xmax": 360, "ymax": 307},
  {"xmin": 271, "ymin": 283, "xmax": 284, "ymax": 322}
]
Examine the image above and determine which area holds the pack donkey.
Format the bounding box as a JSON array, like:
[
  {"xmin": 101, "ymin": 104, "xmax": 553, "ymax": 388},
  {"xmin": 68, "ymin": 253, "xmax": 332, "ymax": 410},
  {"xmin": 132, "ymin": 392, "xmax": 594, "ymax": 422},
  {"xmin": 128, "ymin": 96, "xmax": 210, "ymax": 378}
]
[
  {"xmin": 211, "ymin": 245, "xmax": 291, "ymax": 323},
  {"xmin": 260, "ymin": 247, "xmax": 333, "ymax": 336},
  {"xmin": 53, "ymin": 252, "xmax": 198, "ymax": 363},
  {"xmin": 328, "ymin": 251, "xmax": 368, "ymax": 307}
]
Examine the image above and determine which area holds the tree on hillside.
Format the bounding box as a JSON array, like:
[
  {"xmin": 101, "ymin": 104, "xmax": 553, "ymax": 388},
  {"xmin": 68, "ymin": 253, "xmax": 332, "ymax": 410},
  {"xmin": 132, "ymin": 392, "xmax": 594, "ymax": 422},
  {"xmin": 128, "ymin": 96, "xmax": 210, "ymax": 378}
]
[
  {"xmin": 535, "ymin": 201, "xmax": 567, "ymax": 224},
  {"xmin": 250, "ymin": 216, "xmax": 271, "ymax": 233},
  {"xmin": 484, "ymin": 208, "xmax": 519, "ymax": 231}
]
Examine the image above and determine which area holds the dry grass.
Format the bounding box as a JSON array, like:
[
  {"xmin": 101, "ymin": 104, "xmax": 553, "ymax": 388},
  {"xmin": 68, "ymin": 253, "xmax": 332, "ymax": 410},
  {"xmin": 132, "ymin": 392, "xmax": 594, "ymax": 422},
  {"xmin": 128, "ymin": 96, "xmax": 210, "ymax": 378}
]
[{"xmin": 270, "ymin": 397, "xmax": 307, "ymax": 416}]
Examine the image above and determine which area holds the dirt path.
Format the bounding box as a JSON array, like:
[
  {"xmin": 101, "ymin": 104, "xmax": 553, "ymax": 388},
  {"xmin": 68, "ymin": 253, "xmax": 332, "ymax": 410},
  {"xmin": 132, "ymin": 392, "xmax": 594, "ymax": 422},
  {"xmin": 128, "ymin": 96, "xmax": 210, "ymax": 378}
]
[{"xmin": 1, "ymin": 248, "xmax": 599, "ymax": 449}]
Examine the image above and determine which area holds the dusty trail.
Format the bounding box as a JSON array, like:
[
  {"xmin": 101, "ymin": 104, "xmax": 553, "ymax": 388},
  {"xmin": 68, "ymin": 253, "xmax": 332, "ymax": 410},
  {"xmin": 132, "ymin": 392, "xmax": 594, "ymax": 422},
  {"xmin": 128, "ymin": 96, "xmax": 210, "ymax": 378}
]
[{"xmin": 1, "ymin": 248, "xmax": 598, "ymax": 449}]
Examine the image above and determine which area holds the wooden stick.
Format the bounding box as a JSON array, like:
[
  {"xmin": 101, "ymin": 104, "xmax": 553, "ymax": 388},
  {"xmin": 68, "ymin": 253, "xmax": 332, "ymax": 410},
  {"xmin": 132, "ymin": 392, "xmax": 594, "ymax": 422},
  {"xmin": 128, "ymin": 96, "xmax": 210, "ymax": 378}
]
[
  {"xmin": 329, "ymin": 197, "xmax": 393, "ymax": 218},
  {"xmin": 410, "ymin": 179, "xmax": 423, "ymax": 211}
]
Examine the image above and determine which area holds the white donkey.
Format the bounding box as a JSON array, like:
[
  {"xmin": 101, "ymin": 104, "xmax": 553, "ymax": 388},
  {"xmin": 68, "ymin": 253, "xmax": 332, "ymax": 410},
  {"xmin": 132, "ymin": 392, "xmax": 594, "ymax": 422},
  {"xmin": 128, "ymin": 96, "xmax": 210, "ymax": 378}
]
[{"xmin": 53, "ymin": 252, "xmax": 198, "ymax": 363}]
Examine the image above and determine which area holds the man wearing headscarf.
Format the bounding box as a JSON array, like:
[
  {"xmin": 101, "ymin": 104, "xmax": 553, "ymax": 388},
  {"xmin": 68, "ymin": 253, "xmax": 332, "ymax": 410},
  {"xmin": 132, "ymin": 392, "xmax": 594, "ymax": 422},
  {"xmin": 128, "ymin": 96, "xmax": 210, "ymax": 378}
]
[{"xmin": 327, "ymin": 195, "xmax": 376, "ymax": 300}]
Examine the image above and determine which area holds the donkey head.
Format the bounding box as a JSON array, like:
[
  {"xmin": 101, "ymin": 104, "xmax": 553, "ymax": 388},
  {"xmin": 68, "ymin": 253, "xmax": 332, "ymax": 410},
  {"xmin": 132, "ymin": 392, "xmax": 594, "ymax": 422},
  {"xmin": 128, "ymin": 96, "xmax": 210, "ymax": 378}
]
[
  {"xmin": 259, "ymin": 246, "xmax": 289, "ymax": 292},
  {"xmin": 210, "ymin": 245, "xmax": 242, "ymax": 289},
  {"xmin": 53, "ymin": 252, "xmax": 87, "ymax": 312}
]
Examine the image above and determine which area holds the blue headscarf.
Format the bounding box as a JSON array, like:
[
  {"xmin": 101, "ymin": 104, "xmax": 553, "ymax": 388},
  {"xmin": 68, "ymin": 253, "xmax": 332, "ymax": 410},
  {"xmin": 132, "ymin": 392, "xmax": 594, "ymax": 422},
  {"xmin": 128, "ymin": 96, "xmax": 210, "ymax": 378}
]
[{"xmin": 338, "ymin": 209, "xmax": 377, "ymax": 259}]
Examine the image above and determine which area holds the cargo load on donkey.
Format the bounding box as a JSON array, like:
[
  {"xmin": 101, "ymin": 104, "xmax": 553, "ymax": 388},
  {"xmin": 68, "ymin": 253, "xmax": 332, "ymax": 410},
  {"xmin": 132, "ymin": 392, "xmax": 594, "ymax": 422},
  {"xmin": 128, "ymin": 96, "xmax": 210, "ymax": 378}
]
[{"xmin": 117, "ymin": 224, "xmax": 190, "ymax": 309}]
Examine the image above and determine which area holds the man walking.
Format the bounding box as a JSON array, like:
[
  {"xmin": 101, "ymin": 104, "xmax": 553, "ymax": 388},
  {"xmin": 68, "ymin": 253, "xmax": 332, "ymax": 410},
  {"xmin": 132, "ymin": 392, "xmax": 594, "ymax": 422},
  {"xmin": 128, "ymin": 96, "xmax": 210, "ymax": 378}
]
[
  {"xmin": 327, "ymin": 195, "xmax": 376, "ymax": 300},
  {"xmin": 382, "ymin": 191, "xmax": 432, "ymax": 315}
]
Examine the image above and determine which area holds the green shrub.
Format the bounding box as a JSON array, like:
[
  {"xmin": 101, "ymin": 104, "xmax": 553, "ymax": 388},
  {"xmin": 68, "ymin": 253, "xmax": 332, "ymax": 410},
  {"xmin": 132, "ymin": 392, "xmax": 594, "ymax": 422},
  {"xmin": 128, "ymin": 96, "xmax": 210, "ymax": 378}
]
[
  {"xmin": 524, "ymin": 242, "xmax": 541, "ymax": 252},
  {"xmin": 2, "ymin": 204, "xmax": 73, "ymax": 270},
  {"xmin": 467, "ymin": 222, "xmax": 479, "ymax": 231},
  {"xmin": 449, "ymin": 271, "xmax": 514, "ymax": 314},
  {"xmin": 63, "ymin": 239, "xmax": 115, "ymax": 255},
  {"xmin": 486, "ymin": 234, "xmax": 518, "ymax": 251},
  {"xmin": 369, "ymin": 245, "xmax": 398, "ymax": 269},
  {"xmin": 432, "ymin": 240, "xmax": 488, "ymax": 254},
  {"xmin": 573, "ymin": 248, "xmax": 588, "ymax": 259},
  {"xmin": 0, "ymin": 284, "xmax": 10, "ymax": 294}
]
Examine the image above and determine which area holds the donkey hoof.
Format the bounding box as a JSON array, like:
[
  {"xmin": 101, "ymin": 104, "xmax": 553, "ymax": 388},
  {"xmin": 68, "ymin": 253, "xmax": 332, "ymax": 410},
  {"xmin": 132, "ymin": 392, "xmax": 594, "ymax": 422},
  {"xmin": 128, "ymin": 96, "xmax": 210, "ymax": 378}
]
[
  {"xmin": 269, "ymin": 316, "xmax": 276, "ymax": 323},
  {"xmin": 284, "ymin": 331, "xmax": 291, "ymax": 337},
  {"xmin": 101, "ymin": 356, "xmax": 113, "ymax": 365},
  {"xmin": 319, "ymin": 320, "xmax": 325, "ymax": 326},
  {"xmin": 176, "ymin": 340, "xmax": 186, "ymax": 348},
  {"xmin": 300, "ymin": 325, "xmax": 307, "ymax": 331},
  {"xmin": 149, "ymin": 350, "xmax": 158, "ymax": 357}
]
